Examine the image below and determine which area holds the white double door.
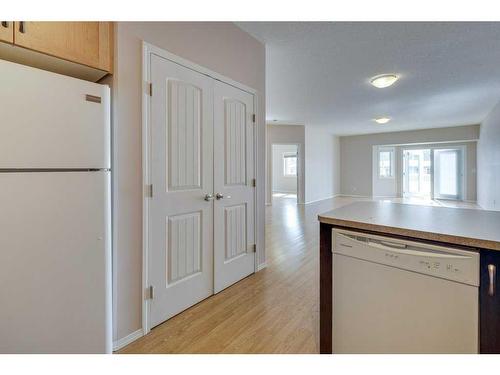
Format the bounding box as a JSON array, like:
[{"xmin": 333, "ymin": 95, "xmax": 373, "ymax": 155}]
[{"xmin": 149, "ymin": 55, "xmax": 255, "ymax": 328}]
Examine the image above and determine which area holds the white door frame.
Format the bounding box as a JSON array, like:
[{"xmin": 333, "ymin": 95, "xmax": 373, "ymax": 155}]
[
  {"xmin": 399, "ymin": 145, "xmax": 467, "ymax": 201},
  {"xmin": 141, "ymin": 42, "xmax": 259, "ymax": 335}
]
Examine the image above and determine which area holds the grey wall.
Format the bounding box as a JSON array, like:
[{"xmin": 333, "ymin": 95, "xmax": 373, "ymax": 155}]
[
  {"xmin": 272, "ymin": 144, "xmax": 298, "ymax": 193},
  {"xmin": 478, "ymin": 101, "xmax": 500, "ymax": 210},
  {"xmin": 304, "ymin": 127, "xmax": 340, "ymax": 203},
  {"xmin": 266, "ymin": 124, "xmax": 305, "ymax": 204},
  {"xmin": 340, "ymin": 125, "xmax": 480, "ymax": 197},
  {"xmin": 112, "ymin": 22, "xmax": 265, "ymax": 343}
]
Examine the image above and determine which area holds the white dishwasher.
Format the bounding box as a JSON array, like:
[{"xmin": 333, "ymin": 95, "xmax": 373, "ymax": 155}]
[{"xmin": 332, "ymin": 229, "xmax": 479, "ymax": 354}]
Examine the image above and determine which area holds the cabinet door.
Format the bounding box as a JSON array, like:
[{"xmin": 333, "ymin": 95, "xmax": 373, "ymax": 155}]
[
  {"xmin": 0, "ymin": 21, "xmax": 14, "ymax": 43},
  {"xmin": 14, "ymin": 22, "xmax": 112, "ymax": 71},
  {"xmin": 480, "ymin": 249, "xmax": 500, "ymax": 353}
]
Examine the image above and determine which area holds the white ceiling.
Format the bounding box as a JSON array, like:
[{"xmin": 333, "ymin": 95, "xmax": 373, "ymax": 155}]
[{"xmin": 236, "ymin": 22, "xmax": 500, "ymax": 135}]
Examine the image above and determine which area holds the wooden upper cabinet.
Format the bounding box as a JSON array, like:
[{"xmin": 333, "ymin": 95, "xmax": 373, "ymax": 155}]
[
  {"xmin": 0, "ymin": 21, "xmax": 14, "ymax": 43},
  {"xmin": 13, "ymin": 22, "xmax": 113, "ymax": 73}
]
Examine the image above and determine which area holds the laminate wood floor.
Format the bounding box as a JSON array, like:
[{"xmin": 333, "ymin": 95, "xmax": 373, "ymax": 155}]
[{"xmin": 118, "ymin": 195, "xmax": 479, "ymax": 354}]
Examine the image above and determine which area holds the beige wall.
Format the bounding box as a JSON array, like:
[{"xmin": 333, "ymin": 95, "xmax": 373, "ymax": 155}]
[
  {"xmin": 304, "ymin": 127, "xmax": 340, "ymax": 203},
  {"xmin": 340, "ymin": 125, "xmax": 480, "ymax": 197},
  {"xmin": 478, "ymin": 101, "xmax": 500, "ymax": 210},
  {"xmin": 266, "ymin": 124, "xmax": 306, "ymax": 204},
  {"xmin": 112, "ymin": 22, "xmax": 265, "ymax": 343}
]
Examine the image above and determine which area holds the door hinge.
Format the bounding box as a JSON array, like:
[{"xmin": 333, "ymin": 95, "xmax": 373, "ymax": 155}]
[
  {"xmin": 146, "ymin": 285, "xmax": 154, "ymax": 300},
  {"xmin": 147, "ymin": 82, "xmax": 153, "ymax": 96},
  {"xmin": 145, "ymin": 184, "xmax": 153, "ymax": 198},
  {"xmin": 251, "ymin": 178, "xmax": 256, "ymax": 187},
  {"xmin": 248, "ymin": 244, "xmax": 256, "ymax": 253},
  {"xmin": 252, "ymin": 114, "xmax": 256, "ymax": 123}
]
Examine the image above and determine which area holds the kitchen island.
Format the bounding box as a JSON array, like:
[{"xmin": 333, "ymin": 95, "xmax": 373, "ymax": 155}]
[{"xmin": 318, "ymin": 201, "xmax": 500, "ymax": 354}]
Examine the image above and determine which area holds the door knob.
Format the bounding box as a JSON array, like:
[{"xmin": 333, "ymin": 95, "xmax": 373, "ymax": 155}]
[
  {"xmin": 216, "ymin": 193, "xmax": 231, "ymax": 200},
  {"xmin": 204, "ymin": 193, "xmax": 214, "ymax": 201}
]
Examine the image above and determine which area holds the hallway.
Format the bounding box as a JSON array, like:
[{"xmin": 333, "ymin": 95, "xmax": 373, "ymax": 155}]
[
  {"xmin": 119, "ymin": 195, "xmax": 479, "ymax": 353},
  {"xmin": 120, "ymin": 195, "xmax": 359, "ymax": 353}
]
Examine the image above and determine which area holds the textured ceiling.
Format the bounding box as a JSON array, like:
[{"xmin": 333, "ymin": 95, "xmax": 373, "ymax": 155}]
[{"xmin": 236, "ymin": 22, "xmax": 500, "ymax": 135}]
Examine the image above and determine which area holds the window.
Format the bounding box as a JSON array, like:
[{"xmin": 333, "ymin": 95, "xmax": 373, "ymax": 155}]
[
  {"xmin": 283, "ymin": 152, "xmax": 297, "ymax": 177},
  {"xmin": 378, "ymin": 147, "xmax": 394, "ymax": 178}
]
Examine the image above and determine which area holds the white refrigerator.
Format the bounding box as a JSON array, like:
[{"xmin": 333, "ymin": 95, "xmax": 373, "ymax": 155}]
[{"xmin": 0, "ymin": 60, "xmax": 112, "ymax": 353}]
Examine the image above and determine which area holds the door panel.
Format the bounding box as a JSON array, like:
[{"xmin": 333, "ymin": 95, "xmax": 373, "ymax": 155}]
[
  {"xmin": 333, "ymin": 254, "xmax": 478, "ymax": 353},
  {"xmin": 402, "ymin": 149, "xmax": 431, "ymax": 198},
  {"xmin": 13, "ymin": 22, "xmax": 112, "ymax": 71},
  {"xmin": 149, "ymin": 55, "xmax": 214, "ymax": 327},
  {"xmin": 434, "ymin": 148, "xmax": 463, "ymax": 200},
  {"xmin": 214, "ymin": 81, "xmax": 255, "ymax": 293},
  {"xmin": 0, "ymin": 59, "xmax": 110, "ymax": 169},
  {"xmin": 0, "ymin": 172, "xmax": 111, "ymax": 353},
  {"xmin": 0, "ymin": 21, "xmax": 14, "ymax": 43}
]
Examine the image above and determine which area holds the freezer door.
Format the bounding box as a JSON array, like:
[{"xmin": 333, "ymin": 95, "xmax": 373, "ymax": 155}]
[
  {"xmin": 0, "ymin": 172, "xmax": 112, "ymax": 353},
  {"xmin": 0, "ymin": 60, "xmax": 110, "ymax": 169}
]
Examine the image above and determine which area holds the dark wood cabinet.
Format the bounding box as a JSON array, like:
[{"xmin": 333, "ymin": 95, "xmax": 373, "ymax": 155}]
[{"xmin": 480, "ymin": 249, "xmax": 500, "ymax": 353}]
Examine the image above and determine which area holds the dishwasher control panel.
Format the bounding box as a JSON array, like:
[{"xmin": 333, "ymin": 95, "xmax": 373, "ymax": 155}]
[{"xmin": 333, "ymin": 229, "xmax": 479, "ymax": 286}]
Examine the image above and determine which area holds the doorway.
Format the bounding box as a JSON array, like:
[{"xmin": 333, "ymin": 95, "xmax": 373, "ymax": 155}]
[
  {"xmin": 403, "ymin": 149, "xmax": 432, "ymax": 199},
  {"xmin": 271, "ymin": 144, "xmax": 299, "ymax": 203},
  {"xmin": 143, "ymin": 45, "xmax": 257, "ymax": 332},
  {"xmin": 402, "ymin": 147, "xmax": 465, "ymax": 201}
]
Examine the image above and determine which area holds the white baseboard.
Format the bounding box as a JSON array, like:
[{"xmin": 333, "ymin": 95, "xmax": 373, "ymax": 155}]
[
  {"xmin": 302, "ymin": 194, "xmax": 341, "ymax": 205},
  {"xmin": 113, "ymin": 329, "xmax": 143, "ymax": 351},
  {"xmin": 256, "ymin": 262, "xmax": 267, "ymax": 271},
  {"xmin": 336, "ymin": 194, "xmax": 371, "ymax": 198}
]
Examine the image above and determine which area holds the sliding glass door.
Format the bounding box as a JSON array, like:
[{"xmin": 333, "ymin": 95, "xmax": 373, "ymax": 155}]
[
  {"xmin": 403, "ymin": 149, "xmax": 431, "ymax": 199},
  {"xmin": 433, "ymin": 148, "xmax": 464, "ymax": 200}
]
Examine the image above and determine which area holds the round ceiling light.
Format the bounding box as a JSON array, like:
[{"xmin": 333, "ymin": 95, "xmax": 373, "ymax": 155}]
[
  {"xmin": 373, "ymin": 117, "xmax": 391, "ymax": 124},
  {"xmin": 370, "ymin": 74, "xmax": 399, "ymax": 88}
]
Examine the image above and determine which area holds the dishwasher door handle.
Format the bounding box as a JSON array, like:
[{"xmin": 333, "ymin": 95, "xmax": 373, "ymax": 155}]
[
  {"xmin": 379, "ymin": 240, "xmax": 407, "ymax": 249},
  {"xmin": 367, "ymin": 240, "xmax": 471, "ymax": 259}
]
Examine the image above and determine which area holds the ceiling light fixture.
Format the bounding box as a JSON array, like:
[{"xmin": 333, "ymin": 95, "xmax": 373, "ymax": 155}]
[
  {"xmin": 370, "ymin": 74, "xmax": 399, "ymax": 88},
  {"xmin": 373, "ymin": 117, "xmax": 391, "ymax": 124}
]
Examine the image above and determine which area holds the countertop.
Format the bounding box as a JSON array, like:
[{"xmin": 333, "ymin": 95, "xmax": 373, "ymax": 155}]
[{"xmin": 318, "ymin": 201, "xmax": 500, "ymax": 251}]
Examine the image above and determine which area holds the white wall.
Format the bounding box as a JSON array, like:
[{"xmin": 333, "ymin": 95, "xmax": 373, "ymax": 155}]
[
  {"xmin": 304, "ymin": 127, "xmax": 340, "ymax": 203},
  {"xmin": 340, "ymin": 125, "xmax": 480, "ymax": 197},
  {"xmin": 272, "ymin": 144, "xmax": 298, "ymax": 194},
  {"xmin": 478, "ymin": 101, "xmax": 500, "ymax": 210},
  {"xmin": 266, "ymin": 124, "xmax": 305, "ymax": 204},
  {"xmin": 112, "ymin": 22, "xmax": 265, "ymax": 344}
]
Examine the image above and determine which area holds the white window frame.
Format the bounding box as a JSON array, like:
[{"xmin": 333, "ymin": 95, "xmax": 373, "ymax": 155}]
[
  {"xmin": 282, "ymin": 152, "xmax": 297, "ymax": 177},
  {"xmin": 378, "ymin": 146, "xmax": 395, "ymax": 179}
]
